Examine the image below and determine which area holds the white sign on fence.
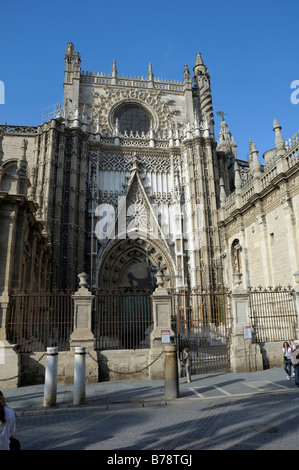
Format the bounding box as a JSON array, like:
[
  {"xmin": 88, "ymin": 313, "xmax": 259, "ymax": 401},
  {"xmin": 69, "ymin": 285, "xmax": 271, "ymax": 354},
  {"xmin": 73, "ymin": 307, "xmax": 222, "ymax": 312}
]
[
  {"xmin": 243, "ymin": 326, "xmax": 252, "ymax": 339},
  {"xmin": 161, "ymin": 330, "xmax": 171, "ymax": 344}
]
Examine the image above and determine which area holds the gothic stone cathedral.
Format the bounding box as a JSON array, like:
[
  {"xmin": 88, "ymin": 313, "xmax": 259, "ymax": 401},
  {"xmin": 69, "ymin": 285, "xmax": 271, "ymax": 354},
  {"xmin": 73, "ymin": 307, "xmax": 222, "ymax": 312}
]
[{"xmin": 1, "ymin": 42, "xmax": 299, "ymax": 297}]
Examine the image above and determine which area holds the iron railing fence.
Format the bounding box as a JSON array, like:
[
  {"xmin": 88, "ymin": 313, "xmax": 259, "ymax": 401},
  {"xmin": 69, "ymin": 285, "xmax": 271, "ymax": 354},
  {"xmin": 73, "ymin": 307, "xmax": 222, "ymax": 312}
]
[
  {"xmin": 170, "ymin": 288, "xmax": 232, "ymax": 374},
  {"xmin": 248, "ymin": 286, "xmax": 297, "ymax": 343},
  {"xmin": 92, "ymin": 288, "xmax": 153, "ymax": 350},
  {"xmin": 6, "ymin": 290, "xmax": 74, "ymax": 352}
]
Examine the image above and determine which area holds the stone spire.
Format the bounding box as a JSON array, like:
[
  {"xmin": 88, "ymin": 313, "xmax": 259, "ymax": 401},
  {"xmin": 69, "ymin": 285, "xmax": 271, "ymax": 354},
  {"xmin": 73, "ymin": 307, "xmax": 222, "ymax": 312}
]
[
  {"xmin": 148, "ymin": 62, "xmax": 154, "ymax": 88},
  {"xmin": 112, "ymin": 60, "xmax": 117, "ymax": 77},
  {"xmin": 192, "ymin": 52, "xmax": 214, "ymax": 127},
  {"xmin": 218, "ymin": 119, "xmax": 232, "ymax": 146},
  {"xmin": 64, "ymin": 42, "xmax": 75, "ymax": 64},
  {"xmin": 250, "ymin": 140, "xmax": 262, "ymax": 176},
  {"xmin": 17, "ymin": 139, "xmax": 28, "ymax": 175},
  {"xmin": 217, "ymin": 119, "xmax": 237, "ymax": 158},
  {"xmin": 193, "ymin": 52, "xmax": 207, "ymax": 73},
  {"xmin": 148, "ymin": 62, "xmax": 154, "ymax": 80},
  {"xmin": 183, "ymin": 64, "xmax": 191, "ymax": 88},
  {"xmin": 219, "ymin": 177, "xmax": 226, "ymax": 208},
  {"xmin": 273, "ymin": 118, "xmax": 285, "ymax": 157},
  {"xmin": 17, "ymin": 139, "xmax": 29, "ymax": 195},
  {"xmin": 111, "ymin": 60, "xmax": 118, "ymax": 85},
  {"xmin": 63, "ymin": 42, "xmax": 81, "ymax": 112}
]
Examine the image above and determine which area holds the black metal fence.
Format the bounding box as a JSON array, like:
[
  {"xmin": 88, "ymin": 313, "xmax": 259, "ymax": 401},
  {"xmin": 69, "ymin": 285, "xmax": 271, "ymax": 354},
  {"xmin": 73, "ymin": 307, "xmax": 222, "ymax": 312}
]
[
  {"xmin": 6, "ymin": 290, "xmax": 74, "ymax": 352},
  {"xmin": 92, "ymin": 289, "xmax": 153, "ymax": 350},
  {"xmin": 248, "ymin": 286, "xmax": 297, "ymax": 342},
  {"xmin": 6, "ymin": 285, "xmax": 297, "ymax": 356},
  {"xmin": 171, "ymin": 288, "xmax": 232, "ymax": 374}
]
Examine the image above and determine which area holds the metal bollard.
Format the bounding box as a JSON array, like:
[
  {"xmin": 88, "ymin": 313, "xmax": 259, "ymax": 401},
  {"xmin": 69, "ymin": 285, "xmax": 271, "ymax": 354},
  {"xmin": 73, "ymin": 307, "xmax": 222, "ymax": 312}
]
[
  {"xmin": 43, "ymin": 347, "xmax": 58, "ymax": 407},
  {"xmin": 163, "ymin": 343, "xmax": 179, "ymax": 399},
  {"xmin": 73, "ymin": 346, "xmax": 86, "ymax": 405}
]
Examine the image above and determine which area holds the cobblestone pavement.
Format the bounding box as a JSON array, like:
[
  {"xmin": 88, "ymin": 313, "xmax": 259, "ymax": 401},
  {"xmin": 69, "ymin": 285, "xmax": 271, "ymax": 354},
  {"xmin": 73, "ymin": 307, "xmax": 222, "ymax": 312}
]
[
  {"xmin": 14, "ymin": 393, "xmax": 299, "ymax": 451},
  {"xmin": 1, "ymin": 368, "xmax": 299, "ymax": 452}
]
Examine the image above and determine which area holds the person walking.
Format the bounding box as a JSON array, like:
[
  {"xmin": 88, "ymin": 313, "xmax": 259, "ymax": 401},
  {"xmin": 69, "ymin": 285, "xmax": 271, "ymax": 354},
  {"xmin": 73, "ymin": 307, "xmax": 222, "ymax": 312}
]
[
  {"xmin": 291, "ymin": 345, "xmax": 299, "ymax": 388},
  {"xmin": 182, "ymin": 347, "xmax": 192, "ymax": 383},
  {"xmin": 282, "ymin": 341, "xmax": 292, "ymax": 380},
  {"xmin": 290, "ymin": 339, "xmax": 297, "ymax": 377},
  {"xmin": 0, "ymin": 391, "xmax": 17, "ymax": 450}
]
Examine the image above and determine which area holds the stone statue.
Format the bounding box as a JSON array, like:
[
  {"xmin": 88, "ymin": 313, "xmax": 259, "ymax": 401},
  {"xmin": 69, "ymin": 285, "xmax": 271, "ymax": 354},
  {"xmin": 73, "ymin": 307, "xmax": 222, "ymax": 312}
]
[{"xmin": 232, "ymin": 241, "xmax": 242, "ymax": 273}]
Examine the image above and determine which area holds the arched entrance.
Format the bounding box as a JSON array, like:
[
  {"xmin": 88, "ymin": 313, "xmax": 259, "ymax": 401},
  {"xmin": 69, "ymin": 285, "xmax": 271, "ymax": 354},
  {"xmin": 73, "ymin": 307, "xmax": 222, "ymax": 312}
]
[
  {"xmin": 94, "ymin": 236, "xmax": 175, "ymax": 350},
  {"xmin": 97, "ymin": 236, "xmax": 175, "ymax": 290}
]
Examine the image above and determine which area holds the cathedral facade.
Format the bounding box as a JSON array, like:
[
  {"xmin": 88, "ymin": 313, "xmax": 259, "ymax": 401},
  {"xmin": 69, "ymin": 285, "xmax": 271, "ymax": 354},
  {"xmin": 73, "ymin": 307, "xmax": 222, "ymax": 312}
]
[{"xmin": 1, "ymin": 42, "xmax": 299, "ymax": 298}]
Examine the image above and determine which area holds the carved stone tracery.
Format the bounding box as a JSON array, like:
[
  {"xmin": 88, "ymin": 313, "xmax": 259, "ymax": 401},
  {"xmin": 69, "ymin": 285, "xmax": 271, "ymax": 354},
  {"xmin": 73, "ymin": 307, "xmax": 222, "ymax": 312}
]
[{"xmin": 89, "ymin": 86, "xmax": 181, "ymax": 135}]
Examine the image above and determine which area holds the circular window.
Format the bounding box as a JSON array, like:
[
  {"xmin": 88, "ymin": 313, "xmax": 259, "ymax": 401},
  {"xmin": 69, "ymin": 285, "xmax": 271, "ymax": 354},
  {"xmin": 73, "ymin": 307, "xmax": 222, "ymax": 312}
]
[{"xmin": 114, "ymin": 103, "xmax": 151, "ymax": 134}]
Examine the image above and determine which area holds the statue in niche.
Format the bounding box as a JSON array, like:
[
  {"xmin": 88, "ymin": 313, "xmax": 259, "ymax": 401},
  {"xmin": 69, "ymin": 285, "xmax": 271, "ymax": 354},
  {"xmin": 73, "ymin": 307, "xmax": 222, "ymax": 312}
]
[{"xmin": 232, "ymin": 240, "xmax": 242, "ymax": 273}]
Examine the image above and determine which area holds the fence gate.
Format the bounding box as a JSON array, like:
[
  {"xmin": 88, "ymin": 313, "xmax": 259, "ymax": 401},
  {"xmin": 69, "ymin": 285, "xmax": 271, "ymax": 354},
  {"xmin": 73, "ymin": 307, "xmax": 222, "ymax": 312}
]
[
  {"xmin": 92, "ymin": 289, "xmax": 153, "ymax": 350},
  {"xmin": 171, "ymin": 289, "xmax": 232, "ymax": 375}
]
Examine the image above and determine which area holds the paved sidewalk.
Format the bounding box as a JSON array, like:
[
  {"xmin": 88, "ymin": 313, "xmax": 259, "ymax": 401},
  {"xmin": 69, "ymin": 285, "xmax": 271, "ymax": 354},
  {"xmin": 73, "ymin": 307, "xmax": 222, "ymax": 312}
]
[{"xmin": 1, "ymin": 367, "xmax": 298, "ymax": 416}]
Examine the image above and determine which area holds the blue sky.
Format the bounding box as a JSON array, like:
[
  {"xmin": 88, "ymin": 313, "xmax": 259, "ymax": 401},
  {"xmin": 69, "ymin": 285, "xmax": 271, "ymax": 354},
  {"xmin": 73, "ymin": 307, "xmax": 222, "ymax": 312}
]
[{"xmin": 0, "ymin": 0, "xmax": 298, "ymax": 162}]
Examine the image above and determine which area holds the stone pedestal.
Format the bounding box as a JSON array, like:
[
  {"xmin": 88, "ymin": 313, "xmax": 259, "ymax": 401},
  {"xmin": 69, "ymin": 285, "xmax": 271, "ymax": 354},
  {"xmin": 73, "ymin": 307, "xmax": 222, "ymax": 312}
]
[
  {"xmin": 69, "ymin": 273, "xmax": 95, "ymax": 351},
  {"xmin": 69, "ymin": 273, "xmax": 98, "ymax": 383},
  {"xmin": 149, "ymin": 272, "xmax": 174, "ymax": 380},
  {"xmin": 150, "ymin": 272, "xmax": 174, "ymax": 348},
  {"xmin": 230, "ymin": 273, "xmax": 263, "ymax": 372}
]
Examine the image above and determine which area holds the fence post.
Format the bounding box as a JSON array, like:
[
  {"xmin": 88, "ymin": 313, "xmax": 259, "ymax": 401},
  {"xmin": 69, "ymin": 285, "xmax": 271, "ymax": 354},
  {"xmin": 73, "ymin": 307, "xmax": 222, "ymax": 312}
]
[
  {"xmin": 69, "ymin": 273, "xmax": 98, "ymax": 384},
  {"xmin": 163, "ymin": 343, "xmax": 179, "ymax": 399},
  {"xmin": 149, "ymin": 269, "xmax": 175, "ymax": 380},
  {"xmin": 230, "ymin": 273, "xmax": 263, "ymax": 372},
  {"xmin": 73, "ymin": 346, "xmax": 86, "ymax": 405},
  {"xmin": 293, "ymin": 272, "xmax": 299, "ymax": 339},
  {"xmin": 43, "ymin": 347, "xmax": 58, "ymax": 407}
]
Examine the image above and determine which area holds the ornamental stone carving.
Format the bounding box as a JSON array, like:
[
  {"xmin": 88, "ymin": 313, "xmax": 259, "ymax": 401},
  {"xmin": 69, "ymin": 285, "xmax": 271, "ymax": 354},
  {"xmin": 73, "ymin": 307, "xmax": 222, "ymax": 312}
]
[{"xmin": 89, "ymin": 86, "xmax": 181, "ymax": 135}]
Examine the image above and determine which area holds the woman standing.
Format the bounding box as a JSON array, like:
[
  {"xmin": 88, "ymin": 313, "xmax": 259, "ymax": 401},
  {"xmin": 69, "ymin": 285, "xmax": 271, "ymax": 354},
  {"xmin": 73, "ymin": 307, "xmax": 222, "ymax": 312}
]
[
  {"xmin": 0, "ymin": 391, "xmax": 16, "ymax": 450},
  {"xmin": 282, "ymin": 341, "xmax": 292, "ymax": 380}
]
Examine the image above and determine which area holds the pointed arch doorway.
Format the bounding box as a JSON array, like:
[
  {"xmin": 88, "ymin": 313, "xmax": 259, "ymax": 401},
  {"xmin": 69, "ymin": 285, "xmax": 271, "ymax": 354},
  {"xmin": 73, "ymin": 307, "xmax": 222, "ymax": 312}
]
[{"xmin": 94, "ymin": 236, "xmax": 175, "ymax": 350}]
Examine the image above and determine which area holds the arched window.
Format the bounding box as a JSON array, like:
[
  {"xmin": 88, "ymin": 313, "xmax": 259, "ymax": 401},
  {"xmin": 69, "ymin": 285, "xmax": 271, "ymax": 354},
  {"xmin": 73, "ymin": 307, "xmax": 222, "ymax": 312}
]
[{"xmin": 113, "ymin": 103, "xmax": 151, "ymax": 134}]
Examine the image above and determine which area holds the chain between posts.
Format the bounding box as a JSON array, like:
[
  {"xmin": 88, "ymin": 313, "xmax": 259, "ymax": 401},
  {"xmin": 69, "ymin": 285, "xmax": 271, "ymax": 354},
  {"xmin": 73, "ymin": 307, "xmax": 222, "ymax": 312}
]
[
  {"xmin": 87, "ymin": 351, "xmax": 164, "ymax": 376},
  {"xmin": 0, "ymin": 350, "xmax": 165, "ymax": 382},
  {"xmin": 0, "ymin": 352, "xmax": 46, "ymax": 383}
]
